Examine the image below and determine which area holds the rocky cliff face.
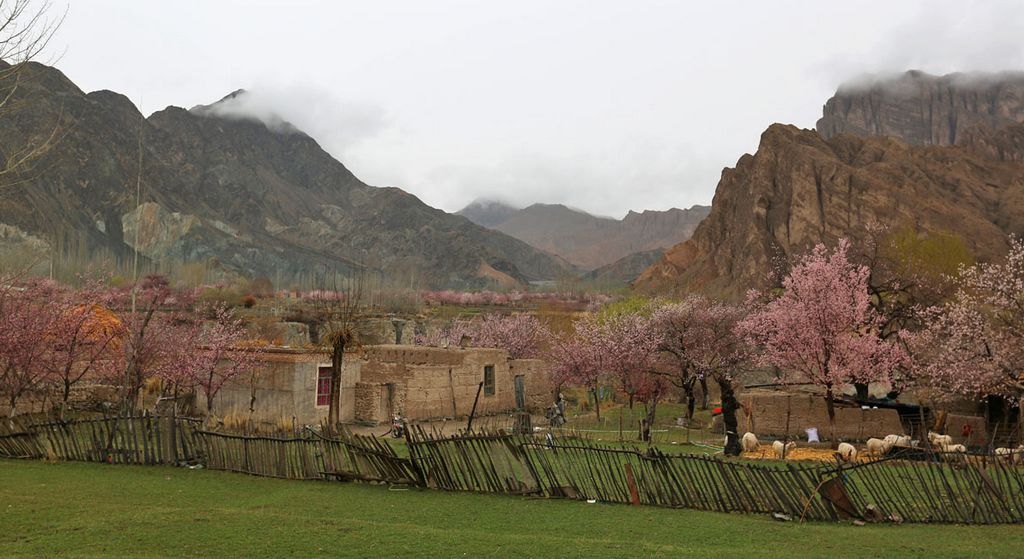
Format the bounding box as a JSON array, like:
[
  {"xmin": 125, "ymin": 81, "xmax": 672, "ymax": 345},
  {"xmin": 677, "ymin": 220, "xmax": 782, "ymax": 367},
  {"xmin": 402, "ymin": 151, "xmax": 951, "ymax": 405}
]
[
  {"xmin": 634, "ymin": 123, "xmax": 1024, "ymax": 298},
  {"xmin": 458, "ymin": 201, "xmax": 709, "ymax": 270},
  {"xmin": 637, "ymin": 71, "xmax": 1024, "ymax": 298},
  {"xmin": 0, "ymin": 62, "xmax": 573, "ymax": 288},
  {"xmin": 816, "ymin": 70, "xmax": 1024, "ymax": 146}
]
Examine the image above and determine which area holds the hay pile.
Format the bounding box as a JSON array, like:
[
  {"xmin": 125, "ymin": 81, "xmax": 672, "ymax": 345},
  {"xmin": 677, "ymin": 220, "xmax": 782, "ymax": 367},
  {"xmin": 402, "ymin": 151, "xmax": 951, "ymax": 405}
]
[{"xmin": 741, "ymin": 447, "xmax": 871, "ymax": 463}]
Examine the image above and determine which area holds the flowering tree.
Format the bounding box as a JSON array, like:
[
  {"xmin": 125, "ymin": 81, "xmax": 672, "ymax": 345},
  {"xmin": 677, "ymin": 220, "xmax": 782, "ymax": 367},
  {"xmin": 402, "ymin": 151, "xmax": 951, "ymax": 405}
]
[
  {"xmin": 416, "ymin": 313, "xmax": 550, "ymax": 359},
  {"xmin": 108, "ymin": 275, "xmax": 192, "ymax": 413},
  {"xmin": 0, "ymin": 280, "xmax": 59, "ymax": 418},
  {"xmin": 910, "ymin": 237, "xmax": 1024, "ymax": 439},
  {"xmin": 652, "ymin": 297, "xmax": 751, "ymax": 454},
  {"xmin": 601, "ymin": 312, "xmax": 660, "ymax": 408},
  {"xmin": 652, "ymin": 302, "xmax": 704, "ymax": 420},
  {"xmin": 184, "ymin": 303, "xmax": 259, "ymax": 413},
  {"xmin": 472, "ymin": 313, "xmax": 549, "ymax": 359},
  {"xmin": 42, "ymin": 281, "xmax": 121, "ymax": 412},
  {"xmin": 546, "ymin": 317, "xmax": 606, "ymax": 420},
  {"xmin": 738, "ymin": 240, "xmax": 907, "ymax": 445}
]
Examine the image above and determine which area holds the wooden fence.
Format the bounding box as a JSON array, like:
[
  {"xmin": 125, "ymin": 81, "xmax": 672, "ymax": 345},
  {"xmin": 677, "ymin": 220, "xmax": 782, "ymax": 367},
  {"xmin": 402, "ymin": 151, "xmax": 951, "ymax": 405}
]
[
  {"xmin": 834, "ymin": 453, "xmax": 1024, "ymax": 524},
  {"xmin": 194, "ymin": 430, "xmax": 322, "ymax": 480},
  {"xmin": 4, "ymin": 417, "xmax": 1024, "ymax": 524},
  {"xmin": 1, "ymin": 413, "xmax": 200, "ymax": 465}
]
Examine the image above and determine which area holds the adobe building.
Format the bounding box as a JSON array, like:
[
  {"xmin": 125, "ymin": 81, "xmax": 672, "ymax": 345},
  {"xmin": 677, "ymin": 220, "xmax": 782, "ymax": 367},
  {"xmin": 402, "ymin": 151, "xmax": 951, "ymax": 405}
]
[{"xmin": 210, "ymin": 344, "xmax": 552, "ymax": 426}]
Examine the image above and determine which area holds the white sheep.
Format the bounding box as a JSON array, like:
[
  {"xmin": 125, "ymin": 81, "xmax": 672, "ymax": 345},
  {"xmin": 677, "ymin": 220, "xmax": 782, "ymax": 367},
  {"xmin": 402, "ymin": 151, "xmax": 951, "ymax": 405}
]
[
  {"xmin": 837, "ymin": 442, "xmax": 858, "ymax": 462},
  {"xmin": 866, "ymin": 437, "xmax": 894, "ymax": 456},
  {"xmin": 928, "ymin": 432, "xmax": 953, "ymax": 447},
  {"xmin": 941, "ymin": 443, "xmax": 967, "ymax": 453},
  {"xmin": 741, "ymin": 432, "xmax": 759, "ymax": 452},
  {"xmin": 772, "ymin": 440, "xmax": 796, "ymax": 458},
  {"xmin": 995, "ymin": 447, "xmax": 1015, "ymax": 462},
  {"xmin": 894, "ymin": 435, "xmax": 912, "ymax": 447}
]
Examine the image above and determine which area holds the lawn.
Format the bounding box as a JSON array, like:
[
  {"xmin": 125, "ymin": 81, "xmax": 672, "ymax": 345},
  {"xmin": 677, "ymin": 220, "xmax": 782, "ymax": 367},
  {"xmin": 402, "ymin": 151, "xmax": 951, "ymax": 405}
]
[{"xmin": 2, "ymin": 460, "xmax": 1023, "ymax": 558}]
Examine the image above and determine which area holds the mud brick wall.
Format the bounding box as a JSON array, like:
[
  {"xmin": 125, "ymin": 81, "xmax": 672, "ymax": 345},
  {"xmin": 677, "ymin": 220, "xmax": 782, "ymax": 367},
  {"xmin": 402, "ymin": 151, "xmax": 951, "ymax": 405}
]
[{"xmin": 740, "ymin": 391, "xmax": 904, "ymax": 442}]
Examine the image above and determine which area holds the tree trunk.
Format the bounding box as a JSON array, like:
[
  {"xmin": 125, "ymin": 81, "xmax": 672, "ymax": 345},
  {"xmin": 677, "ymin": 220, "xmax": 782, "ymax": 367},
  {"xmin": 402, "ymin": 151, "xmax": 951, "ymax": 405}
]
[
  {"xmin": 699, "ymin": 377, "xmax": 709, "ymax": 410},
  {"xmin": 328, "ymin": 337, "xmax": 345, "ymax": 431},
  {"xmin": 854, "ymin": 382, "xmax": 869, "ymax": 400},
  {"xmin": 1019, "ymin": 396, "xmax": 1024, "ymax": 446},
  {"xmin": 718, "ymin": 377, "xmax": 741, "ymax": 456},
  {"xmin": 825, "ymin": 385, "xmax": 837, "ymax": 449},
  {"xmin": 642, "ymin": 398, "xmax": 660, "ymax": 443},
  {"xmin": 592, "ymin": 388, "xmax": 601, "ymax": 422},
  {"xmin": 684, "ymin": 382, "xmax": 696, "ymax": 421}
]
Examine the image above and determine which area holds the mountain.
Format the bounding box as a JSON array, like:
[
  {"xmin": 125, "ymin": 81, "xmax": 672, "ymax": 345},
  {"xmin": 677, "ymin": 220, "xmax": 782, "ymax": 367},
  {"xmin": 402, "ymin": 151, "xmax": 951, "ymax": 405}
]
[
  {"xmin": 635, "ymin": 72, "xmax": 1024, "ymax": 298},
  {"xmin": 458, "ymin": 201, "xmax": 709, "ymax": 271},
  {"xmin": 455, "ymin": 200, "xmax": 519, "ymax": 228},
  {"xmin": 0, "ymin": 62, "xmax": 573, "ymax": 288},
  {"xmin": 581, "ymin": 248, "xmax": 665, "ymax": 287},
  {"xmin": 816, "ymin": 70, "xmax": 1024, "ymax": 146}
]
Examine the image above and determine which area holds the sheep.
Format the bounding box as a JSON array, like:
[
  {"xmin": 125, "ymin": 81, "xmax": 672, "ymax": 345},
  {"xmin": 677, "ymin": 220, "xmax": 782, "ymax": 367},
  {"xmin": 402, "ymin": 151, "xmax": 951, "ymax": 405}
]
[
  {"xmin": 741, "ymin": 432, "xmax": 759, "ymax": 452},
  {"xmin": 928, "ymin": 432, "xmax": 953, "ymax": 447},
  {"xmin": 941, "ymin": 443, "xmax": 966, "ymax": 453},
  {"xmin": 883, "ymin": 434, "xmax": 899, "ymax": 445},
  {"xmin": 995, "ymin": 447, "xmax": 1015, "ymax": 462},
  {"xmin": 771, "ymin": 440, "xmax": 796, "ymax": 458},
  {"xmin": 866, "ymin": 437, "xmax": 894, "ymax": 456},
  {"xmin": 894, "ymin": 435, "xmax": 912, "ymax": 447},
  {"xmin": 837, "ymin": 442, "xmax": 858, "ymax": 462}
]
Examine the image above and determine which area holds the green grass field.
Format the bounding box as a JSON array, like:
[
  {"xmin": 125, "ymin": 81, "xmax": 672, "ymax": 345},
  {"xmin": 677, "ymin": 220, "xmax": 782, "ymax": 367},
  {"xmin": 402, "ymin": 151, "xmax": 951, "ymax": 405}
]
[{"xmin": 2, "ymin": 459, "xmax": 1023, "ymax": 558}]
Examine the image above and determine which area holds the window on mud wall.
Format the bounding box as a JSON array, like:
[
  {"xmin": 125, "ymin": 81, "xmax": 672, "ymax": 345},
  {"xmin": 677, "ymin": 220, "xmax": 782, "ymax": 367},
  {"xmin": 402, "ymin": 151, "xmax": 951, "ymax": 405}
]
[
  {"xmin": 316, "ymin": 366, "xmax": 332, "ymax": 407},
  {"xmin": 483, "ymin": 365, "xmax": 495, "ymax": 396}
]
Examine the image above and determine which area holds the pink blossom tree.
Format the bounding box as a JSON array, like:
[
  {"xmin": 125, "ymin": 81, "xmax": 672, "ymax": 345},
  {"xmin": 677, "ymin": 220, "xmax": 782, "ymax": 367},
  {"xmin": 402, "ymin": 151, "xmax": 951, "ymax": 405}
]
[
  {"xmin": 184, "ymin": 303, "xmax": 259, "ymax": 413},
  {"xmin": 41, "ymin": 280, "xmax": 121, "ymax": 413},
  {"xmin": 546, "ymin": 317, "xmax": 606, "ymax": 420},
  {"xmin": 653, "ymin": 296, "xmax": 751, "ymax": 454},
  {"xmin": 416, "ymin": 313, "xmax": 550, "ymax": 359},
  {"xmin": 909, "ymin": 237, "xmax": 1024, "ymax": 440},
  {"xmin": 0, "ymin": 280, "xmax": 60, "ymax": 419},
  {"xmin": 108, "ymin": 275, "xmax": 192, "ymax": 413},
  {"xmin": 738, "ymin": 240, "xmax": 907, "ymax": 445},
  {"xmin": 601, "ymin": 312, "xmax": 661, "ymax": 410}
]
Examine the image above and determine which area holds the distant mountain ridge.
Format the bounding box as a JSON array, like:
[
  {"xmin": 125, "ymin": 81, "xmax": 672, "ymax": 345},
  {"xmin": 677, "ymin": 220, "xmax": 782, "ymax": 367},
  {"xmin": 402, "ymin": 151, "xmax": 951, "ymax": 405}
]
[
  {"xmin": 458, "ymin": 201, "xmax": 709, "ymax": 271},
  {"xmin": 0, "ymin": 62, "xmax": 574, "ymax": 288}
]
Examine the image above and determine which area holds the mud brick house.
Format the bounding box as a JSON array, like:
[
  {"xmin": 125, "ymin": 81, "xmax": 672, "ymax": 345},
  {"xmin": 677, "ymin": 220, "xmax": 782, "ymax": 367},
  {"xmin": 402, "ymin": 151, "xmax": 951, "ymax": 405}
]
[{"xmin": 211, "ymin": 345, "xmax": 552, "ymax": 426}]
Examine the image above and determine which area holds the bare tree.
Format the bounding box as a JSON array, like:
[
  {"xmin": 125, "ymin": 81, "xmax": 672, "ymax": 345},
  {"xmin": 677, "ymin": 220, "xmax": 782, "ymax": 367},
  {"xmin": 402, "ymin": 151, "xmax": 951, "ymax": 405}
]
[
  {"xmin": 0, "ymin": 0, "xmax": 65, "ymax": 184},
  {"xmin": 309, "ymin": 271, "xmax": 366, "ymax": 431}
]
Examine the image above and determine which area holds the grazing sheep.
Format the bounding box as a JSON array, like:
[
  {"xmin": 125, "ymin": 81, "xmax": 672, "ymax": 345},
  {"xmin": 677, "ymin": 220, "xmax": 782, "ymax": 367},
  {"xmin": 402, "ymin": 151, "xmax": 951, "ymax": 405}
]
[
  {"xmin": 894, "ymin": 435, "xmax": 912, "ymax": 447},
  {"xmin": 741, "ymin": 432, "xmax": 759, "ymax": 452},
  {"xmin": 941, "ymin": 443, "xmax": 967, "ymax": 453},
  {"xmin": 995, "ymin": 447, "xmax": 1015, "ymax": 462},
  {"xmin": 883, "ymin": 434, "xmax": 899, "ymax": 445},
  {"xmin": 837, "ymin": 442, "xmax": 858, "ymax": 462},
  {"xmin": 866, "ymin": 437, "xmax": 894, "ymax": 456},
  {"xmin": 771, "ymin": 440, "xmax": 796, "ymax": 458}
]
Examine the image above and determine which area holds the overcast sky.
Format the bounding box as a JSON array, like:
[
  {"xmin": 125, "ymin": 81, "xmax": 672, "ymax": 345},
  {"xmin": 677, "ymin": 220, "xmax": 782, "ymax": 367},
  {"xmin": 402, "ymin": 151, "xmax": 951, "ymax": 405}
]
[{"xmin": 44, "ymin": 0, "xmax": 1024, "ymax": 218}]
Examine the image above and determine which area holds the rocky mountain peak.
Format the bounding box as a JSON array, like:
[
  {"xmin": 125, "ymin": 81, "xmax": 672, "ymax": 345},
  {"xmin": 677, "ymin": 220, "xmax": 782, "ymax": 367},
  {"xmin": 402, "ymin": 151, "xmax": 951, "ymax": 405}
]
[{"xmin": 816, "ymin": 70, "xmax": 1024, "ymax": 146}]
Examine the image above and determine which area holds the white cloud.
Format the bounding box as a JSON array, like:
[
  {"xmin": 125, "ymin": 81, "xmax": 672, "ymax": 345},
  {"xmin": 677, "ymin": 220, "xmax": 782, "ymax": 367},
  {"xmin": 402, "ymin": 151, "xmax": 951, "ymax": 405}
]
[{"xmin": 193, "ymin": 85, "xmax": 389, "ymax": 158}]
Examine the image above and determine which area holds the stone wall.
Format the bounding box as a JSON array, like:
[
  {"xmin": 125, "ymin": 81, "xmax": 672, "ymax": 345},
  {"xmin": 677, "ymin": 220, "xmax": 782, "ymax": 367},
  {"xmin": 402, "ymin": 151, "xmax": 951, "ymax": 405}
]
[{"xmin": 740, "ymin": 391, "xmax": 905, "ymax": 442}]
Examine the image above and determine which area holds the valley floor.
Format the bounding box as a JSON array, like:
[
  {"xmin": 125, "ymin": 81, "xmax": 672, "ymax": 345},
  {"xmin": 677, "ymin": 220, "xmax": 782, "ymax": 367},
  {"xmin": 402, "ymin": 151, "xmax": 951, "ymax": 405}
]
[{"xmin": 2, "ymin": 460, "xmax": 1022, "ymax": 558}]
